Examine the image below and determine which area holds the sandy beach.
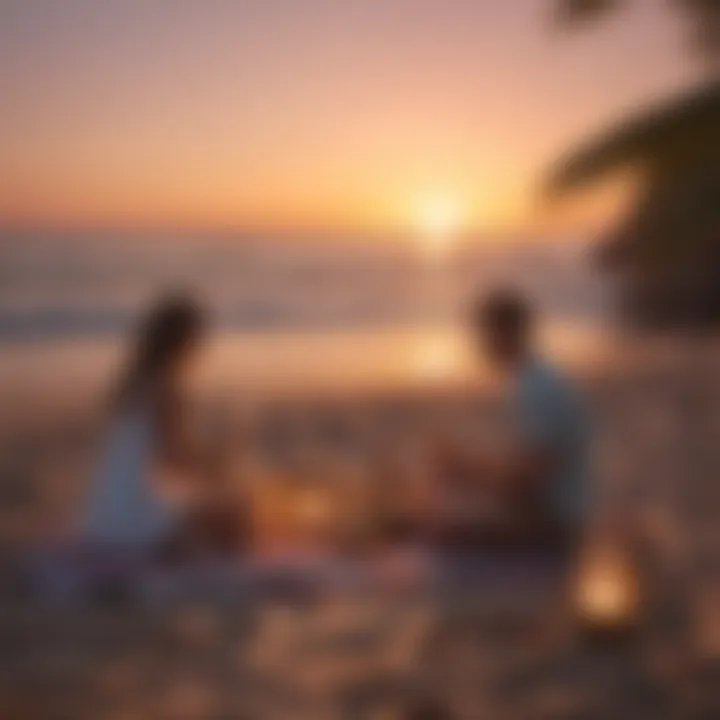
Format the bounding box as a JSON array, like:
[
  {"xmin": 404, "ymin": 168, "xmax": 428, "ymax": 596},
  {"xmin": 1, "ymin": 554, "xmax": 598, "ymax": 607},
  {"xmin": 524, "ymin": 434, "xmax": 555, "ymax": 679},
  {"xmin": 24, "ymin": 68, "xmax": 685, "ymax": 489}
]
[{"xmin": 0, "ymin": 330, "xmax": 718, "ymax": 718}]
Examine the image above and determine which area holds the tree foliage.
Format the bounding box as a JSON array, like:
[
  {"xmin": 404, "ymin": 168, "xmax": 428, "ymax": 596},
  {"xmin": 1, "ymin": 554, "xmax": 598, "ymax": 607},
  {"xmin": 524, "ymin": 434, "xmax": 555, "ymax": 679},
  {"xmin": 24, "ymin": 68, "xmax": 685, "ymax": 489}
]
[{"xmin": 555, "ymin": 0, "xmax": 720, "ymax": 69}]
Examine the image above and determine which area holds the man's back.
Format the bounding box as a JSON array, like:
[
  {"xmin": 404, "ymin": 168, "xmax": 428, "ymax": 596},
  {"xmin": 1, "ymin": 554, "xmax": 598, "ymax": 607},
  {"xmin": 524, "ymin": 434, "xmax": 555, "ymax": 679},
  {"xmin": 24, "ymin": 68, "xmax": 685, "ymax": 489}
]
[{"xmin": 513, "ymin": 358, "xmax": 592, "ymax": 529}]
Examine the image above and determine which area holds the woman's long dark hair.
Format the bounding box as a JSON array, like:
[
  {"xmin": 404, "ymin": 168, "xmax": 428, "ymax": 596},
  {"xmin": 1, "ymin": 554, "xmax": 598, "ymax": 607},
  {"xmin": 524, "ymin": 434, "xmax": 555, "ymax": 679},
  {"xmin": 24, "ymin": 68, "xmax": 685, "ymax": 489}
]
[{"xmin": 113, "ymin": 295, "xmax": 204, "ymax": 411}]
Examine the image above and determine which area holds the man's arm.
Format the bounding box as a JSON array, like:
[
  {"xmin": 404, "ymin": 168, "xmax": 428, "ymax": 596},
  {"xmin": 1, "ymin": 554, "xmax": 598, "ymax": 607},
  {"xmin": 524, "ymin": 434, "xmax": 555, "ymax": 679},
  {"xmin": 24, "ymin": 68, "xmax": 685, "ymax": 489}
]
[{"xmin": 496, "ymin": 440, "xmax": 558, "ymax": 500}]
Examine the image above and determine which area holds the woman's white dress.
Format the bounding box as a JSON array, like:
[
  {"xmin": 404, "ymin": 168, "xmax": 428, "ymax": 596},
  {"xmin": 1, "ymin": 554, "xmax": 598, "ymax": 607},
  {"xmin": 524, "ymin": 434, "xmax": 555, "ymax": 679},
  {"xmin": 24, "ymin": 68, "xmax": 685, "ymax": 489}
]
[{"xmin": 81, "ymin": 408, "xmax": 177, "ymax": 549}]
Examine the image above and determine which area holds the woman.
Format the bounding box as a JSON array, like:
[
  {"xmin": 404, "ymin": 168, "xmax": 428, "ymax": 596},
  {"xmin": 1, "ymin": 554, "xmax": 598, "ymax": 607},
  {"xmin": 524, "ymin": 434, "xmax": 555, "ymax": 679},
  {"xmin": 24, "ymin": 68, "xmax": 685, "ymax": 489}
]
[{"xmin": 82, "ymin": 295, "xmax": 240, "ymax": 560}]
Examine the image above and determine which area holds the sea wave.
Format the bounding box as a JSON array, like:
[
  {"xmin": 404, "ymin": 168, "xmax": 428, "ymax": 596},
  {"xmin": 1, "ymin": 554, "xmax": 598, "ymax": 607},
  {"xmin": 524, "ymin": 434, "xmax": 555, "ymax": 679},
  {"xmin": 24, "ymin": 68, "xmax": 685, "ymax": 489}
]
[{"xmin": 0, "ymin": 233, "xmax": 609, "ymax": 341}]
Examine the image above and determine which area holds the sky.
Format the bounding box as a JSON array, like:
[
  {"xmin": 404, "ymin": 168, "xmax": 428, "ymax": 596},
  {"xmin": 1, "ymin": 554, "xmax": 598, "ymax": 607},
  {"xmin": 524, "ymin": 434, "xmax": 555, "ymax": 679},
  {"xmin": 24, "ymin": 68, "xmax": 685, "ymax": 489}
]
[{"xmin": 0, "ymin": 0, "xmax": 698, "ymax": 235}]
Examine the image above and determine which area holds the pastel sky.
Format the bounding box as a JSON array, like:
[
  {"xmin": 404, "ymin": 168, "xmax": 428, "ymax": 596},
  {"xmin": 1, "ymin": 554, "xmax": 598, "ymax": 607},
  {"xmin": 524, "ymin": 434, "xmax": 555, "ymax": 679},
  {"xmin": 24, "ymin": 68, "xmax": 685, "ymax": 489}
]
[{"xmin": 0, "ymin": 0, "xmax": 697, "ymax": 233}]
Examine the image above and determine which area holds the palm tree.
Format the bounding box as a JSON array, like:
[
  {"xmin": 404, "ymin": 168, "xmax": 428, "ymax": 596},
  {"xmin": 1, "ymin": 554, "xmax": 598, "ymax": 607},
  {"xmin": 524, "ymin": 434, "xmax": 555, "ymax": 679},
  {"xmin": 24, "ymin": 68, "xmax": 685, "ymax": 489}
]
[{"xmin": 547, "ymin": 0, "xmax": 720, "ymax": 327}]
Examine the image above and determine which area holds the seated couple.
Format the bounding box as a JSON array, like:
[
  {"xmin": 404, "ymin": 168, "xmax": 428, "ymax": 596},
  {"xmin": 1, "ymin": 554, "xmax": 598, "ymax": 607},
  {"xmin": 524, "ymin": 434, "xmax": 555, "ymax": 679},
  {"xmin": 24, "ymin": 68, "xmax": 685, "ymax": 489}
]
[{"xmin": 79, "ymin": 288, "xmax": 591, "ymax": 564}]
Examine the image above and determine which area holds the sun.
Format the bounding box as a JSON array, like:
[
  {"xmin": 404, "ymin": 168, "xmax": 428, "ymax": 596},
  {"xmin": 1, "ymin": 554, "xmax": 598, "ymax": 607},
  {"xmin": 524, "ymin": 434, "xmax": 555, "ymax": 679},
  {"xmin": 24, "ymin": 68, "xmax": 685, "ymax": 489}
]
[{"xmin": 414, "ymin": 196, "xmax": 464, "ymax": 258}]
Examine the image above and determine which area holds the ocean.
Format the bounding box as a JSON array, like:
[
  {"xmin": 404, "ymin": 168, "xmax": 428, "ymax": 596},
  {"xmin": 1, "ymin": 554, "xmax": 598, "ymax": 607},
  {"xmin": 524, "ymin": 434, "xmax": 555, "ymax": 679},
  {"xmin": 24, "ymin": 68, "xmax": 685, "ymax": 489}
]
[
  {"xmin": 0, "ymin": 231, "xmax": 611, "ymax": 397},
  {"xmin": 0, "ymin": 231, "xmax": 608, "ymax": 339}
]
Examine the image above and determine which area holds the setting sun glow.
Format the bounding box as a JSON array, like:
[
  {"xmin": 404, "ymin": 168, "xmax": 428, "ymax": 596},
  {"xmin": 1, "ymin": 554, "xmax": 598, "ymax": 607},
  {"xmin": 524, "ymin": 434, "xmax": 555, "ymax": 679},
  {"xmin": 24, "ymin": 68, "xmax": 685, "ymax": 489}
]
[{"xmin": 415, "ymin": 196, "xmax": 465, "ymax": 258}]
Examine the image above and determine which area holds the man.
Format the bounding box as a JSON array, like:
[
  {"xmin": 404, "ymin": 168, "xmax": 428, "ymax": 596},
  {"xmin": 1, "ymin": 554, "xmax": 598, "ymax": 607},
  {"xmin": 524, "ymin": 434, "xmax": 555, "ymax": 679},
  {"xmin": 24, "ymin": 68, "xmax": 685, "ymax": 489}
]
[{"xmin": 437, "ymin": 288, "xmax": 591, "ymax": 548}]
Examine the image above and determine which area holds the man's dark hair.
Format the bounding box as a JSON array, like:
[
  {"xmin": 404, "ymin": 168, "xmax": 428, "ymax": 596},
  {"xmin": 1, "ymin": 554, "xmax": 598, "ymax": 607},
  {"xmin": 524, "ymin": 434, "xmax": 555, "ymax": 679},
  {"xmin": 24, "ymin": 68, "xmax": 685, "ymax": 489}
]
[{"xmin": 474, "ymin": 287, "xmax": 533, "ymax": 337}]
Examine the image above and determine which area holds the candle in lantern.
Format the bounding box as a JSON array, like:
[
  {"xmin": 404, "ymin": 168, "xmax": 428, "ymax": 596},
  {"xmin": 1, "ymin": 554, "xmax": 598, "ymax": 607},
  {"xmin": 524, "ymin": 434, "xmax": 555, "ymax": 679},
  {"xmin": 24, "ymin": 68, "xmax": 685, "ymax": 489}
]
[
  {"xmin": 575, "ymin": 546, "xmax": 641, "ymax": 635},
  {"xmin": 296, "ymin": 488, "xmax": 333, "ymax": 530},
  {"xmin": 292, "ymin": 486, "xmax": 340, "ymax": 554}
]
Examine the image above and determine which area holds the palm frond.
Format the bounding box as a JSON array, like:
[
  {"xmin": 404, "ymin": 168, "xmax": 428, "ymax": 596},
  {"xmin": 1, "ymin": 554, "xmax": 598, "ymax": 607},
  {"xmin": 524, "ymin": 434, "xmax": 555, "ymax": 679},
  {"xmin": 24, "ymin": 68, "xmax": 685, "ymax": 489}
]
[
  {"xmin": 554, "ymin": 0, "xmax": 624, "ymax": 27},
  {"xmin": 545, "ymin": 80, "xmax": 720, "ymax": 195},
  {"xmin": 673, "ymin": 0, "xmax": 720, "ymax": 65}
]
